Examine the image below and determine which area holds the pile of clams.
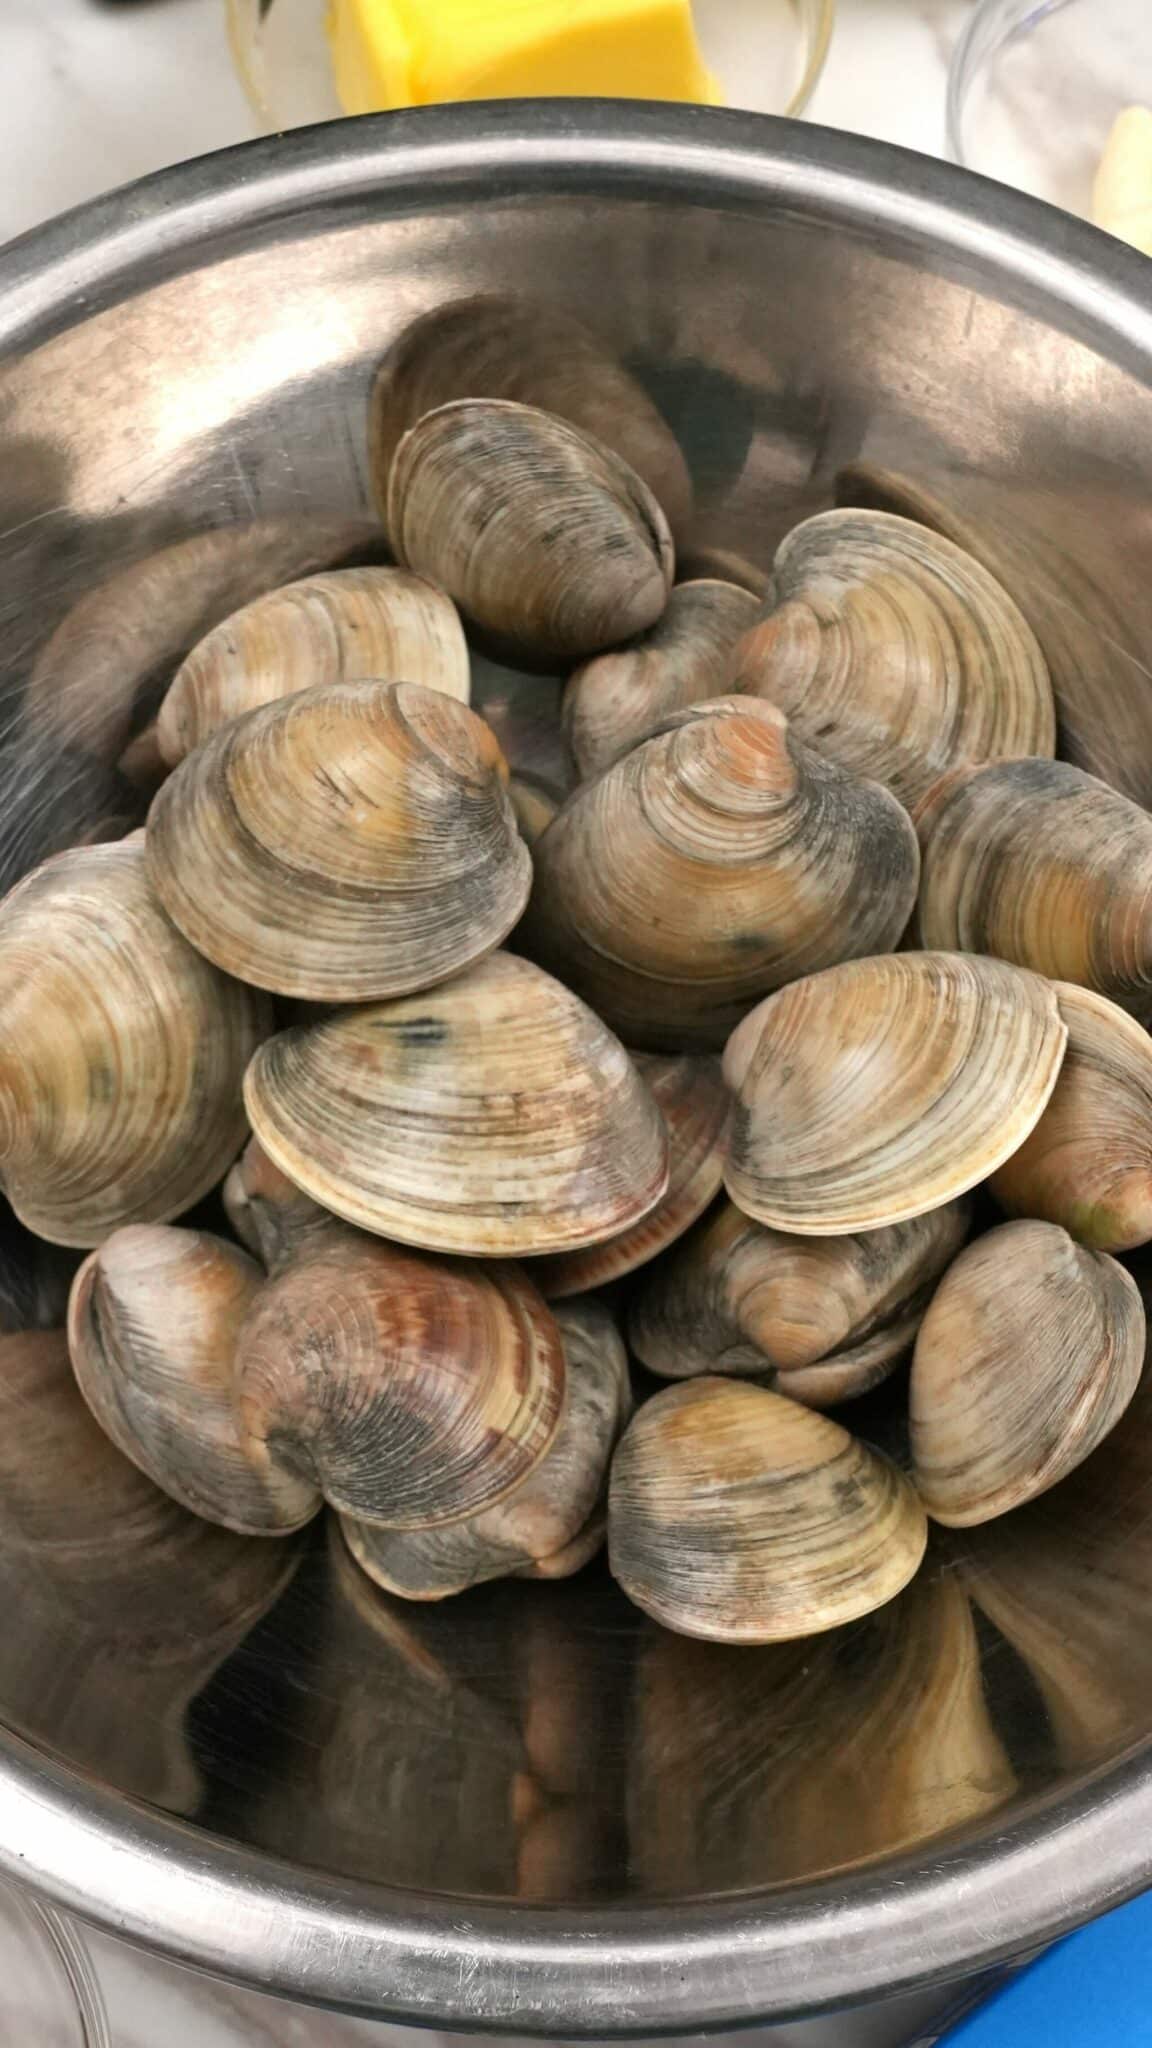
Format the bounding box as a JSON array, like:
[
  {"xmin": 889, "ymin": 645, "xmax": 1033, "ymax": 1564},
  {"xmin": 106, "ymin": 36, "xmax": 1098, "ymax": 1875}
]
[{"xmin": 10, "ymin": 305, "xmax": 1152, "ymax": 1648}]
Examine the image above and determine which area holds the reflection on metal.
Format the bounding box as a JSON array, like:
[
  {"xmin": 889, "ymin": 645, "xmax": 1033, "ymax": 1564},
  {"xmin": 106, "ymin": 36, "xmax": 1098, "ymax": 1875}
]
[{"xmin": 2, "ymin": 101, "xmax": 1152, "ymax": 2030}]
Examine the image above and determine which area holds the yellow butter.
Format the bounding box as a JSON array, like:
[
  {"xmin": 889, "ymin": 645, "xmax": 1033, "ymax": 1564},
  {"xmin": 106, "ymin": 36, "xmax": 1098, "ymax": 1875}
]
[
  {"xmin": 327, "ymin": 0, "xmax": 721, "ymax": 117},
  {"xmin": 1092, "ymin": 105, "xmax": 1152, "ymax": 258}
]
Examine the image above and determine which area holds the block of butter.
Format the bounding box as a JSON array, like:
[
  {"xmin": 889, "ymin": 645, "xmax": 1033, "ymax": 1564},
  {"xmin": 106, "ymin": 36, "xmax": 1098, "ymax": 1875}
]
[
  {"xmin": 1092, "ymin": 104, "xmax": 1152, "ymax": 258},
  {"xmin": 327, "ymin": 0, "xmax": 722, "ymax": 115}
]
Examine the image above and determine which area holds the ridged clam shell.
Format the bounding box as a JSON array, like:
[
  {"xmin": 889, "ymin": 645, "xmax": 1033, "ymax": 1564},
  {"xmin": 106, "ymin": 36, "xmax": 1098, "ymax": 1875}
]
[
  {"xmin": 608, "ymin": 1376, "xmax": 927, "ymax": 1642},
  {"xmin": 910, "ymin": 1219, "xmax": 1145, "ymax": 1526},
  {"xmin": 341, "ymin": 1298, "xmax": 630, "ymax": 1598},
  {"xmin": 386, "ymin": 399, "xmax": 674, "ymax": 669},
  {"xmin": 244, "ymin": 952, "xmax": 670, "ymax": 1259},
  {"xmin": 0, "ymin": 838, "xmax": 269, "ymax": 1246},
  {"xmin": 564, "ymin": 580, "xmax": 758, "ymax": 778},
  {"xmin": 727, "ymin": 508, "xmax": 1055, "ymax": 806},
  {"xmin": 156, "ymin": 567, "xmax": 469, "ymax": 765},
  {"xmin": 525, "ymin": 695, "xmax": 921, "ymax": 1052},
  {"xmin": 235, "ymin": 1235, "xmax": 566, "ymax": 1529},
  {"xmin": 629, "ymin": 1197, "xmax": 968, "ymax": 1407},
  {"xmin": 147, "ymin": 678, "xmax": 530, "ymax": 1002},
  {"xmin": 723, "ymin": 952, "xmax": 1068, "ymax": 1235}
]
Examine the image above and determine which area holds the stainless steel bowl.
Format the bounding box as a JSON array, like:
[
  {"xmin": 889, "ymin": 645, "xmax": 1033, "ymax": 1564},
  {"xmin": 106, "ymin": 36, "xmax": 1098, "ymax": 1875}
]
[{"xmin": 3, "ymin": 101, "xmax": 1152, "ymax": 2035}]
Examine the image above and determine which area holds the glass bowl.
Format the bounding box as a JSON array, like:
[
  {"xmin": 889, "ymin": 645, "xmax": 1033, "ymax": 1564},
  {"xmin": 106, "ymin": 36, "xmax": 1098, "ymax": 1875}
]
[
  {"xmin": 948, "ymin": 0, "xmax": 1152, "ymax": 222},
  {"xmin": 227, "ymin": 0, "xmax": 835, "ymax": 131}
]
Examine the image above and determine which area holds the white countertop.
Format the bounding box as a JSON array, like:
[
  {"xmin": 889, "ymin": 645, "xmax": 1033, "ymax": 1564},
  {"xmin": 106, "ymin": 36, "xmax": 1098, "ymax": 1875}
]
[{"xmin": 2, "ymin": 3, "xmax": 971, "ymax": 2041}]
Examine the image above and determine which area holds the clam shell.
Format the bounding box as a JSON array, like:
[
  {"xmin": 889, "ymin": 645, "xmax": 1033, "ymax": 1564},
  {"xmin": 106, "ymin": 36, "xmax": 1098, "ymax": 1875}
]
[
  {"xmin": 727, "ymin": 508, "xmax": 1055, "ymax": 806},
  {"xmin": 608, "ymin": 1376, "xmax": 927, "ymax": 1642},
  {"xmin": 244, "ymin": 952, "xmax": 670, "ymax": 1258},
  {"xmin": 68, "ymin": 1224, "xmax": 320, "ymax": 1535},
  {"xmin": 341, "ymin": 1298, "xmax": 630, "ymax": 1598},
  {"xmin": 156, "ymin": 567, "xmax": 469, "ymax": 766},
  {"xmin": 723, "ymin": 952, "xmax": 1068, "ymax": 1235},
  {"xmin": 508, "ymin": 773, "xmax": 560, "ymax": 848},
  {"xmin": 222, "ymin": 1133, "xmax": 342, "ymax": 1274},
  {"xmin": 989, "ymin": 983, "xmax": 1152, "ymax": 1250},
  {"xmin": 837, "ymin": 458, "xmax": 1152, "ymax": 810},
  {"xmin": 369, "ymin": 293, "xmax": 692, "ymax": 542},
  {"xmin": 22, "ymin": 516, "xmax": 383, "ymax": 767},
  {"xmin": 532, "ymin": 1054, "xmax": 730, "ymax": 1299},
  {"xmin": 629, "ymin": 1197, "xmax": 969, "ymax": 1407},
  {"xmin": 915, "ymin": 756, "xmax": 1152, "ymax": 1011},
  {"xmin": 910, "ymin": 1219, "xmax": 1145, "ymax": 1526},
  {"xmin": 236, "ymin": 1235, "xmax": 566, "ymax": 1528},
  {"xmin": 525, "ymin": 695, "xmax": 921, "ymax": 1052},
  {"xmin": 147, "ymin": 678, "xmax": 531, "ymax": 1002},
  {"xmin": 0, "ymin": 838, "xmax": 270, "ymax": 1246},
  {"xmin": 564, "ymin": 580, "xmax": 759, "ymax": 778},
  {"xmin": 386, "ymin": 399, "xmax": 674, "ymax": 669}
]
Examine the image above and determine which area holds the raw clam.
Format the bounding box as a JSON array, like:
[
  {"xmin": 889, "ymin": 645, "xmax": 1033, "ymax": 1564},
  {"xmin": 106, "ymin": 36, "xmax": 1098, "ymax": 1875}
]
[
  {"xmin": 369, "ymin": 293, "xmax": 693, "ymax": 541},
  {"xmin": 533, "ymin": 1054, "xmax": 729, "ymax": 1299},
  {"xmin": 156, "ymin": 567, "xmax": 470, "ymax": 766},
  {"xmin": 525, "ymin": 695, "xmax": 921, "ymax": 1052},
  {"xmin": 837, "ymin": 458, "xmax": 1152, "ymax": 810},
  {"xmin": 630, "ymin": 1197, "xmax": 969, "ymax": 1406},
  {"xmin": 727, "ymin": 508, "xmax": 1055, "ymax": 806},
  {"xmin": 723, "ymin": 952, "xmax": 1067, "ymax": 1234},
  {"xmin": 68, "ymin": 1224, "xmax": 321, "ymax": 1535},
  {"xmin": 910, "ymin": 1219, "xmax": 1145, "ymax": 1526},
  {"xmin": 22, "ymin": 516, "xmax": 382, "ymax": 768},
  {"xmin": 147, "ymin": 678, "xmax": 530, "ymax": 1001},
  {"xmin": 341, "ymin": 1297, "xmax": 630, "ymax": 1598},
  {"xmin": 989, "ymin": 983, "xmax": 1152, "ymax": 1251},
  {"xmin": 915, "ymin": 756, "xmax": 1152, "ymax": 1011},
  {"xmin": 386, "ymin": 399, "xmax": 674, "ymax": 669},
  {"xmin": 236, "ymin": 1234, "xmax": 566, "ymax": 1528},
  {"xmin": 244, "ymin": 951, "xmax": 670, "ymax": 1258},
  {"xmin": 222, "ymin": 1133, "xmax": 339, "ymax": 1273},
  {"xmin": 607, "ymin": 1376, "xmax": 927, "ymax": 1642},
  {"xmin": 564, "ymin": 580, "xmax": 759, "ymax": 778},
  {"xmin": 0, "ymin": 837, "xmax": 270, "ymax": 1246}
]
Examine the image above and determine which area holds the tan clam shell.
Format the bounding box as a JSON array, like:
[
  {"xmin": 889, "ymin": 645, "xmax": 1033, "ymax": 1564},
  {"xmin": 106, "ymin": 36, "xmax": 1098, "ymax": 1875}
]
[
  {"xmin": 915, "ymin": 757, "xmax": 1152, "ymax": 1012},
  {"xmin": 236, "ymin": 1234, "xmax": 566, "ymax": 1529},
  {"xmin": 629, "ymin": 1197, "xmax": 969, "ymax": 1407},
  {"xmin": 532, "ymin": 1054, "xmax": 730, "ymax": 1299},
  {"xmin": 68, "ymin": 1224, "xmax": 320, "ymax": 1535},
  {"xmin": 564, "ymin": 580, "xmax": 759, "ymax": 779},
  {"xmin": 369, "ymin": 293, "xmax": 692, "ymax": 542},
  {"xmin": 147, "ymin": 678, "xmax": 531, "ymax": 1002},
  {"xmin": 837, "ymin": 458, "xmax": 1152, "ymax": 810},
  {"xmin": 244, "ymin": 952, "xmax": 670, "ymax": 1259},
  {"xmin": 989, "ymin": 983, "xmax": 1152, "ymax": 1250},
  {"xmin": 727, "ymin": 508, "xmax": 1055, "ymax": 807},
  {"xmin": 222, "ymin": 1133, "xmax": 342, "ymax": 1274},
  {"xmin": 524, "ymin": 695, "xmax": 921, "ymax": 1053},
  {"xmin": 341, "ymin": 1298, "xmax": 631, "ymax": 1599},
  {"xmin": 386, "ymin": 399, "xmax": 674, "ymax": 669},
  {"xmin": 22, "ymin": 516, "xmax": 382, "ymax": 767},
  {"xmin": 628, "ymin": 1565, "xmax": 1014, "ymax": 1893},
  {"xmin": 608, "ymin": 1376, "xmax": 927, "ymax": 1642},
  {"xmin": 910, "ymin": 1219, "xmax": 1145, "ymax": 1527},
  {"xmin": 723, "ymin": 952, "xmax": 1068, "ymax": 1235},
  {"xmin": 155, "ymin": 567, "xmax": 470, "ymax": 766},
  {"xmin": 0, "ymin": 838, "xmax": 270, "ymax": 1247}
]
